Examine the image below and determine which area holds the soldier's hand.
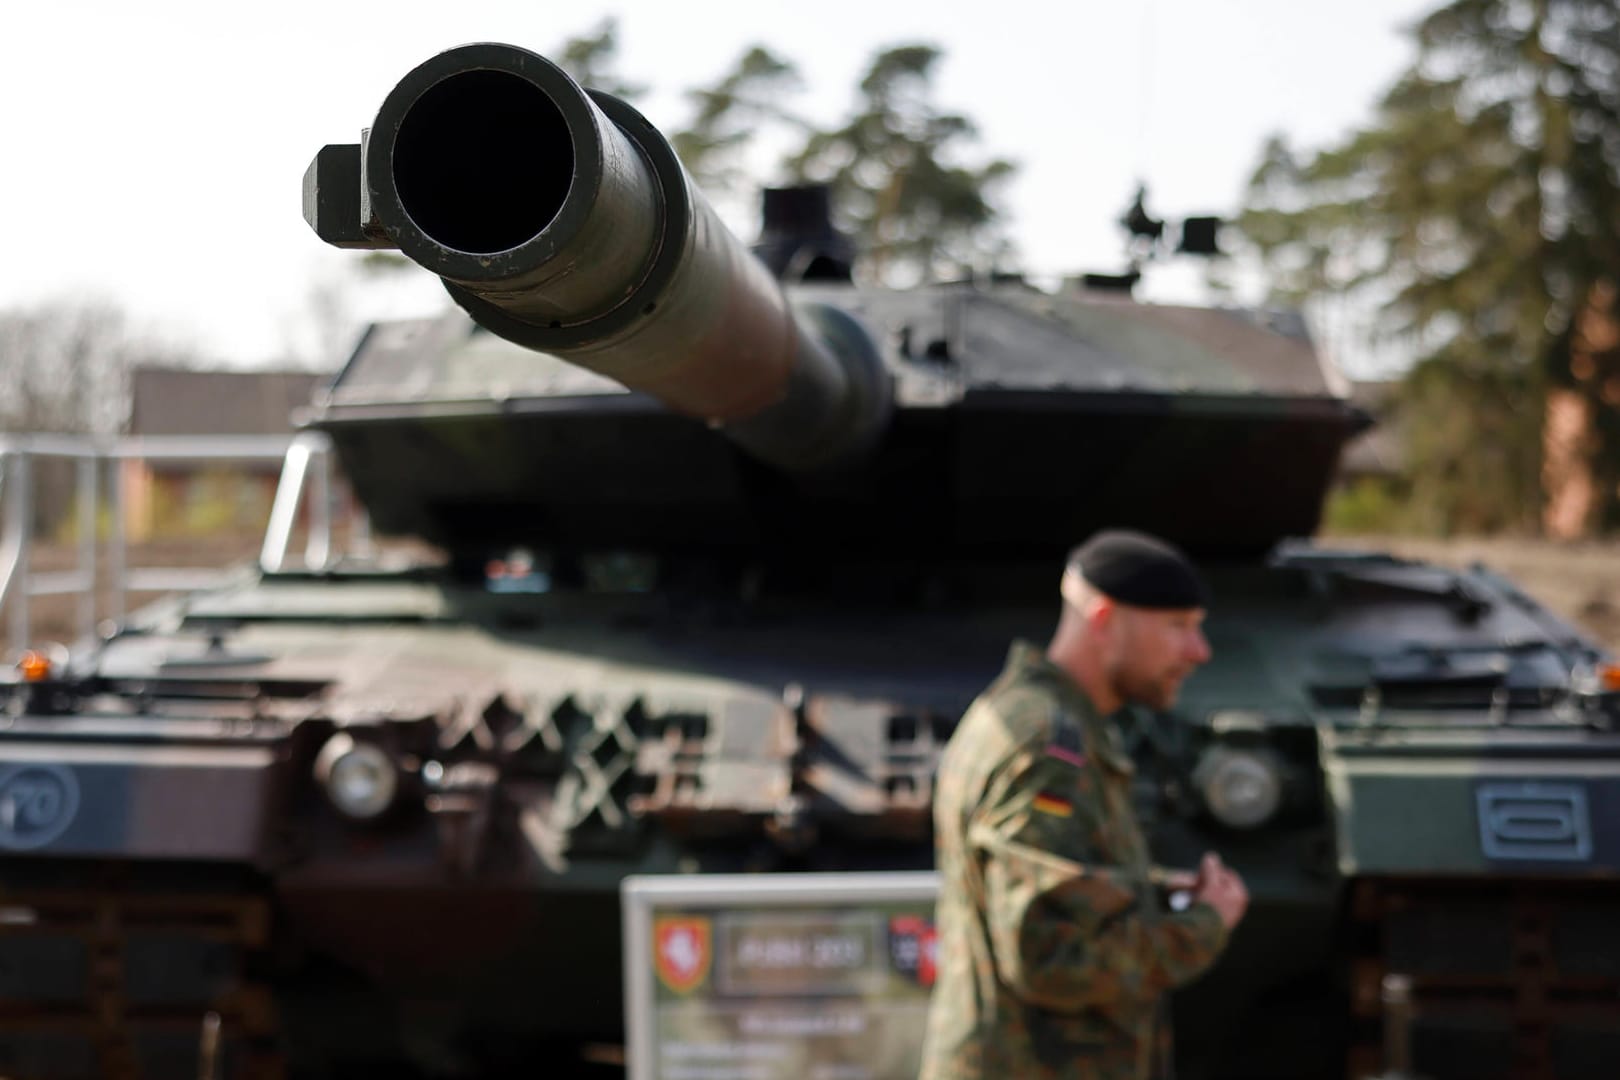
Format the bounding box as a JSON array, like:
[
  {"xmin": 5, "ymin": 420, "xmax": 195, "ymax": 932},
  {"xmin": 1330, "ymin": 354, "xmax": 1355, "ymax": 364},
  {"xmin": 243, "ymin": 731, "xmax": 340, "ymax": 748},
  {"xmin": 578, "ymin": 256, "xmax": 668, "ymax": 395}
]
[{"xmin": 1193, "ymin": 852, "xmax": 1249, "ymax": 931}]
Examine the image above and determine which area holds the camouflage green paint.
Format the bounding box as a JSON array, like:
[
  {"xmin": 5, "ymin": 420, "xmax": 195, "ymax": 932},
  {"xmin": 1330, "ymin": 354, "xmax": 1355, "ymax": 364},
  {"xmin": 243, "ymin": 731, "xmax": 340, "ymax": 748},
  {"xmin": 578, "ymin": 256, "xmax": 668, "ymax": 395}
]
[{"xmin": 1321, "ymin": 724, "xmax": 1620, "ymax": 875}]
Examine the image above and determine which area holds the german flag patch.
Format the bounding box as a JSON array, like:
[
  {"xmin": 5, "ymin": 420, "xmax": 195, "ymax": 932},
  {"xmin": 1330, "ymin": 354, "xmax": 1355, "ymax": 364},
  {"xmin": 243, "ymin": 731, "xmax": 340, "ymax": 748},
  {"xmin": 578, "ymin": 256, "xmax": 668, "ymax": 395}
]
[{"xmin": 1032, "ymin": 792, "xmax": 1073, "ymax": 818}]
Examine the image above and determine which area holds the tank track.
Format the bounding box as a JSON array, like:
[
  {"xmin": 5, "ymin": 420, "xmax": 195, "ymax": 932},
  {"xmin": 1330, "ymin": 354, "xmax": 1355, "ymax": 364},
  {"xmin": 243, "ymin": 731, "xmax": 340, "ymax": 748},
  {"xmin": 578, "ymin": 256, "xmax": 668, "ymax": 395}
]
[
  {"xmin": 1349, "ymin": 878, "xmax": 1620, "ymax": 1080},
  {"xmin": 0, "ymin": 870, "xmax": 283, "ymax": 1080}
]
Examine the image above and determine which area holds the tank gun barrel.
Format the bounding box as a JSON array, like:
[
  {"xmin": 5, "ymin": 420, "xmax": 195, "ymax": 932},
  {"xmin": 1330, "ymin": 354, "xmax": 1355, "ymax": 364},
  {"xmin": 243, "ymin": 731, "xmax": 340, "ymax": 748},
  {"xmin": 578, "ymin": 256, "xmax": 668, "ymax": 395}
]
[{"xmin": 303, "ymin": 43, "xmax": 888, "ymax": 469}]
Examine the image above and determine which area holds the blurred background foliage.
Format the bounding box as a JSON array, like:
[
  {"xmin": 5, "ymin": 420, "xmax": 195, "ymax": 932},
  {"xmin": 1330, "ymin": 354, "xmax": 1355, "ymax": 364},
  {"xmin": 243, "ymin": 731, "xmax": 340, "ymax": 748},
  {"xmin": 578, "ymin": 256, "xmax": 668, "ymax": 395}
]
[{"xmin": 1239, "ymin": 0, "xmax": 1620, "ymax": 537}]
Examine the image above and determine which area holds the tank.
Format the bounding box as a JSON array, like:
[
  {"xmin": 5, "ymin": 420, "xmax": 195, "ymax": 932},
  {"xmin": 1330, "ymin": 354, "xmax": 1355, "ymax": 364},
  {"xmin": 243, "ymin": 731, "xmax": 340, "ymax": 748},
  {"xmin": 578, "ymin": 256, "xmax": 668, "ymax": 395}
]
[{"xmin": 3, "ymin": 41, "xmax": 1619, "ymax": 1080}]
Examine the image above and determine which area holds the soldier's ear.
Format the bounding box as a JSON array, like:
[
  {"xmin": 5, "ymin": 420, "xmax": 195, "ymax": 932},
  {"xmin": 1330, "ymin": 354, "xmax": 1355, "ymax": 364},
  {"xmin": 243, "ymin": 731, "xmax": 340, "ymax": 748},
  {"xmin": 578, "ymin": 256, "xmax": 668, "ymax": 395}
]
[{"xmin": 1086, "ymin": 594, "xmax": 1117, "ymax": 634}]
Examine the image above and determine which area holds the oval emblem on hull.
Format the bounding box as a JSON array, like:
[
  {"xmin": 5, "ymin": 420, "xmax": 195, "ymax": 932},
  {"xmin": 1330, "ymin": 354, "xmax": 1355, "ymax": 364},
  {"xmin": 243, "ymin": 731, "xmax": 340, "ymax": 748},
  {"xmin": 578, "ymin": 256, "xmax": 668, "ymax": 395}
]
[{"xmin": 0, "ymin": 764, "xmax": 81, "ymax": 851}]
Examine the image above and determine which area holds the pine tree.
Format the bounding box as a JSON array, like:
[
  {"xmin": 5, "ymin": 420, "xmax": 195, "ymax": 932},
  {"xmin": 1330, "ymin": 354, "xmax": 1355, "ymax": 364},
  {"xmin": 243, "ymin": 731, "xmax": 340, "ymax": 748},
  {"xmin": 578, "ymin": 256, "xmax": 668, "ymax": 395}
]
[
  {"xmin": 551, "ymin": 18, "xmax": 645, "ymax": 102},
  {"xmin": 1240, "ymin": 0, "xmax": 1620, "ymax": 534},
  {"xmin": 783, "ymin": 45, "xmax": 1016, "ymax": 285},
  {"xmin": 671, "ymin": 46, "xmax": 804, "ymax": 198}
]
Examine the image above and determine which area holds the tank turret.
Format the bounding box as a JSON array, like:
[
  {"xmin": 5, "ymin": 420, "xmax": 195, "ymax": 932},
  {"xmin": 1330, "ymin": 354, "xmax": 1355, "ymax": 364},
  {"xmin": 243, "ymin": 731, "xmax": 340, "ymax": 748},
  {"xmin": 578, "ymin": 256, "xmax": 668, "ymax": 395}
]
[{"xmin": 303, "ymin": 44, "xmax": 1365, "ymax": 561}]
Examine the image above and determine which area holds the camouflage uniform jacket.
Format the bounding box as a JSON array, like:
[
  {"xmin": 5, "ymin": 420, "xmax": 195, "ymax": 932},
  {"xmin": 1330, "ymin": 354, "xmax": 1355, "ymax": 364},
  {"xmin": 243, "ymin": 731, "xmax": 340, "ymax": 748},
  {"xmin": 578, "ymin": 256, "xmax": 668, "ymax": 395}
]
[{"xmin": 919, "ymin": 642, "xmax": 1229, "ymax": 1080}]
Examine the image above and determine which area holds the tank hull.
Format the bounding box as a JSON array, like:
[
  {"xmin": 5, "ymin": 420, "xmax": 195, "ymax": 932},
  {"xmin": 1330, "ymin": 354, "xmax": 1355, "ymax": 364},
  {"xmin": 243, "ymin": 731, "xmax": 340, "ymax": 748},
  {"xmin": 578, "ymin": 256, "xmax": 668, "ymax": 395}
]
[{"xmin": 5, "ymin": 555, "xmax": 1619, "ymax": 1077}]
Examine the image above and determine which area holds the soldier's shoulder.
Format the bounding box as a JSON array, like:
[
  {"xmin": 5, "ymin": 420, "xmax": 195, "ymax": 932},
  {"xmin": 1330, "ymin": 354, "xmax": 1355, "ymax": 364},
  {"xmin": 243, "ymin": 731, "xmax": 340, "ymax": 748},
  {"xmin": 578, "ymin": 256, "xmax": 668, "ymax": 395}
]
[{"xmin": 973, "ymin": 674, "xmax": 1063, "ymax": 746}]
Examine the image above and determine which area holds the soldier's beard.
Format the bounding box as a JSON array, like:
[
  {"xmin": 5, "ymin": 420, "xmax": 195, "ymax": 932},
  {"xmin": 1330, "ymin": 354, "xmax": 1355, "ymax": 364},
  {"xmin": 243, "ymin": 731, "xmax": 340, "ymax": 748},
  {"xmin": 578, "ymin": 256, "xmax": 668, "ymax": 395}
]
[{"xmin": 1112, "ymin": 664, "xmax": 1190, "ymax": 711}]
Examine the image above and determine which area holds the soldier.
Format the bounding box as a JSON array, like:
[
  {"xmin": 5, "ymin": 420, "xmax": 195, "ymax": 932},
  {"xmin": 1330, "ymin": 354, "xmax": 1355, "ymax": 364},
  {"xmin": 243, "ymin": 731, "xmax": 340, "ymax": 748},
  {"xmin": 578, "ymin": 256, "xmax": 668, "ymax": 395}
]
[{"xmin": 920, "ymin": 529, "xmax": 1248, "ymax": 1080}]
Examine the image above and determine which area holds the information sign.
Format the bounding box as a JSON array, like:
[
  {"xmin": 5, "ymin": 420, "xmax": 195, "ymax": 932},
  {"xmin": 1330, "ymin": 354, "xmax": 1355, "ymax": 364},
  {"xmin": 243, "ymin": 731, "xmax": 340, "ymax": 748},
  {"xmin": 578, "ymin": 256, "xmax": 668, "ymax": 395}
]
[{"xmin": 622, "ymin": 872, "xmax": 940, "ymax": 1080}]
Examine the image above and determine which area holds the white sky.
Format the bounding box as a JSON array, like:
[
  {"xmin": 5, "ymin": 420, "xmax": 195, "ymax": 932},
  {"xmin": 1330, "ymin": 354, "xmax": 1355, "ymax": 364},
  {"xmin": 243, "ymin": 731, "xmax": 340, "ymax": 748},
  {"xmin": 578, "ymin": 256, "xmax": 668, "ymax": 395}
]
[{"xmin": 0, "ymin": 0, "xmax": 1432, "ymax": 374}]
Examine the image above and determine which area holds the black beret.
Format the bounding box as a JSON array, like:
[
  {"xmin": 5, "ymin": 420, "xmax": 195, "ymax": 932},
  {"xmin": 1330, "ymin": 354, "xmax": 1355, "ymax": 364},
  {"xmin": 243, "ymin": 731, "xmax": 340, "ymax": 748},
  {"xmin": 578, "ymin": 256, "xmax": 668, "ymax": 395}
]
[{"xmin": 1067, "ymin": 529, "xmax": 1209, "ymax": 609}]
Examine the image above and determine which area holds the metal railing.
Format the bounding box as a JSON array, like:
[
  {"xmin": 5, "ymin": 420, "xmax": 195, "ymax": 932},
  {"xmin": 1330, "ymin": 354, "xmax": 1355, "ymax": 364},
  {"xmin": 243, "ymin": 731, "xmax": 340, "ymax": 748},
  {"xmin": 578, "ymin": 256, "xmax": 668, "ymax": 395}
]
[{"xmin": 0, "ymin": 432, "xmax": 361, "ymax": 649}]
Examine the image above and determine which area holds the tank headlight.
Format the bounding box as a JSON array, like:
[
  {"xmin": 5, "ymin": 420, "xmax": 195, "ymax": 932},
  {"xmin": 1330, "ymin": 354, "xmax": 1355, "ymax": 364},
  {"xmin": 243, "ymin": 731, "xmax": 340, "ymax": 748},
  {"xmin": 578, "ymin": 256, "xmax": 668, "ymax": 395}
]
[
  {"xmin": 315, "ymin": 734, "xmax": 399, "ymax": 821},
  {"xmin": 1194, "ymin": 746, "xmax": 1282, "ymax": 829}
]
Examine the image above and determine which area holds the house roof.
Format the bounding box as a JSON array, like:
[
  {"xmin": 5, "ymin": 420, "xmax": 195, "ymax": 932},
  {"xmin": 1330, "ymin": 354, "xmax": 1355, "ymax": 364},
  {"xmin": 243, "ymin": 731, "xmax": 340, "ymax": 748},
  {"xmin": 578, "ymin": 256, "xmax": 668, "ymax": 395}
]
[{"xmin": 128, "ymin": 367, "xmax": 326, "ymax": 436}]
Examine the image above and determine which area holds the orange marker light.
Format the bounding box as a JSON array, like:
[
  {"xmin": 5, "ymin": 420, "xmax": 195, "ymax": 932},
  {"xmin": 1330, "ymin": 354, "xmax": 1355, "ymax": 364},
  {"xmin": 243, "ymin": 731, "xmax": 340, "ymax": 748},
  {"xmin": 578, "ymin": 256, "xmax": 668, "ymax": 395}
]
[
  {"xmin": 1600, "ymin": 663, "xmax": 1620, "ymax": 693},
  {"xmin": 17, "ymin": 651, "xmax": 51, "ymax": 682}
]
